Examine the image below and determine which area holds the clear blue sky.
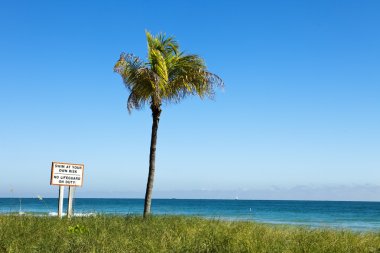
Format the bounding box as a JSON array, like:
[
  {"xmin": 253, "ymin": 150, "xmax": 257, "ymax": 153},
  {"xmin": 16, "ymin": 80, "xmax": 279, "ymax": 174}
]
[{"xmin": 1, "ymin": 0, "xmax": 379, "ymax": 200}]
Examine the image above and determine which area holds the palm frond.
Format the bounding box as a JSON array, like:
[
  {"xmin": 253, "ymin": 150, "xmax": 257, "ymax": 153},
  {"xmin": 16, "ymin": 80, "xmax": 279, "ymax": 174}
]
[
  {"xmin": 115, "ymin": 32, "xmax": 223, "ymax": 112},
  {"xmin": 146, "ymin": 31, "xmax": 179, "ymax": 56},
  {"xmin": 114, "ymin": 53, "xmax": 156, "ymax": 111},
  {"xmin": 164, "ymin": 54, "xmax": 224, "ymax": 102}
]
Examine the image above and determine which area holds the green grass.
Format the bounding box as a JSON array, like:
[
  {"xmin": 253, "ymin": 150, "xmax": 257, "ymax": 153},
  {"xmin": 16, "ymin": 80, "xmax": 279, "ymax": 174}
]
[{"xmin": 0, "ymin": 215, "xmax": 379, "ymax": 253}]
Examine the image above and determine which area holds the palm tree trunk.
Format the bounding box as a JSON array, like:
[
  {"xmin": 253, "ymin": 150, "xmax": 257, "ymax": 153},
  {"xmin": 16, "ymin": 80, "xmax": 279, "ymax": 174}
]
[{"xmin": 143, "ymin": 105, "xmax": 161, "ymax": 218}]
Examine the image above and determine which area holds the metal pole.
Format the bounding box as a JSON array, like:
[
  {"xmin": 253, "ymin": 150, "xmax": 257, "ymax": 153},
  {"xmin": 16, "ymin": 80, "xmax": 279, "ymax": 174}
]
[
  {"xmin": 67, "ymin": 186, "xmax": 75, "ymax": 218},
  {"xmin": 58, "ymin": 186, "xmax": 64, "ymax": 218}
]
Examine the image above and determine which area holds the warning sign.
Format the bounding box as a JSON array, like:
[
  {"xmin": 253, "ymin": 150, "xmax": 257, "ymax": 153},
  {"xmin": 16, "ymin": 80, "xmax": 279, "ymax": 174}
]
[{"xmin": 50, "ymin": 162, "xmax": 84, "ymax": 187}]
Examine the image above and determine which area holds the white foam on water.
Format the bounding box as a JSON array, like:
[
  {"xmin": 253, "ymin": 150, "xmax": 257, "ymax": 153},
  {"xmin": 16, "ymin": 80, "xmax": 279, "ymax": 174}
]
[
  {"xmin": 74, "ymin": 212, "xmax": 96, "ymax": 217},
  {"xmin": 48, "ymin": 212, "xmax": 59, "ymax": 216},
  {"xmin": 48, "ymin": 212, "xmax": 96, "ymax": 217}
]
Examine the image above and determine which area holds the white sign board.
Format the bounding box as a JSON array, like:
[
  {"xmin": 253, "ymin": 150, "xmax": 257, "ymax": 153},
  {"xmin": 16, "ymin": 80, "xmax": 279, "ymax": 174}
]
[{"xmin": 50, "ymin": 162, "xmax": 84, "ymax": 187}]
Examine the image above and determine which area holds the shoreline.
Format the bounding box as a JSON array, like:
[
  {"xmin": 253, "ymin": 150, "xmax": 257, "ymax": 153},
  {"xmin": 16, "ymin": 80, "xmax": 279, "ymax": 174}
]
[
  {"xmin": 1, "ymin": 212, "xmax": 379, "ymax": 233},
  {"xmin": 1, "ymin": 197, "xmax": 379, "ymax": 203},
  {"xmin": 1, "ymin": 198, "xmax": 379, "ymax": 232}
]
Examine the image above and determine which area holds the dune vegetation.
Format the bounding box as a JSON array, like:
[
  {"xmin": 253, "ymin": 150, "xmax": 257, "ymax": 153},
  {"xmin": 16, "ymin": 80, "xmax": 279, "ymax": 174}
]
[{"xmin": 0, "ymin": 215, "xmax": 379, "ymax": 253}]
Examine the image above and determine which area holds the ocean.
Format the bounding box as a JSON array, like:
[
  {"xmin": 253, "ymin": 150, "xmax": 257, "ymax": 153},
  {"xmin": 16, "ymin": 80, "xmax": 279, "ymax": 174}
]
[{"xmin": 1, "ymin": 198, "xmax": 379, "ymax": 231}]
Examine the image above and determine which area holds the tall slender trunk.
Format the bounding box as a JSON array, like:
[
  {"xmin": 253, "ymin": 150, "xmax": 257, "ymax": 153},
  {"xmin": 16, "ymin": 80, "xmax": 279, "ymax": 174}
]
[{"xmin": 143, "ymin": 105, "xmax": 161, "ymax": 218}]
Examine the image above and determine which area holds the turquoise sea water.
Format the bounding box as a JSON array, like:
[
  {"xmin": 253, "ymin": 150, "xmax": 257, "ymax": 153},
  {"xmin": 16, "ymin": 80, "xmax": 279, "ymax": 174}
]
[{"xmin": 1, "ymin": 198, "xmax": 379, "ymax": 231}]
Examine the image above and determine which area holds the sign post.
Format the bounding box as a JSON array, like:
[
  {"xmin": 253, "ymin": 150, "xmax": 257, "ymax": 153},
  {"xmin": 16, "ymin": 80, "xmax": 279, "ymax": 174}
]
[
  {"xmin": 50, "ymin": 162, "xmax": 84, "ymax": 218},
  {"xmin": 58, "ymin": 186, "xmax": 64, "ymax": 218},
  {"xmin": 67, "ymin": 186, "xmax": 75, "ymax": 218}
]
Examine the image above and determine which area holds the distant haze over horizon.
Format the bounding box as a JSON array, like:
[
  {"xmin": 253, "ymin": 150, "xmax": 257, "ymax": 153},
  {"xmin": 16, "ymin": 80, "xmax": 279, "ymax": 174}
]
[
  {"xmin": 0, "ymin": 1, "xmax": 379, "ymax": 201},
  {"xmin": 2, "ymin": 184, "xmax": 380, "ymax": 202}
]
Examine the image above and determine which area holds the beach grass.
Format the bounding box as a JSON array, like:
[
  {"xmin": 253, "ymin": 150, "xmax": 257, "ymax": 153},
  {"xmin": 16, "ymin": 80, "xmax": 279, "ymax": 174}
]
[{"xmin": 0, "ymin": 215, "xmax": 379, "ymax": 253}]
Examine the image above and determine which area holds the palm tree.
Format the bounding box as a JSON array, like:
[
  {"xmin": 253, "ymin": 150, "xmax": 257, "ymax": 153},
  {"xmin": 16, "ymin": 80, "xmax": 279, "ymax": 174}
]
[{"xmin": 114, "ymin": 31, "xmax": 223, "ymax": 218}]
